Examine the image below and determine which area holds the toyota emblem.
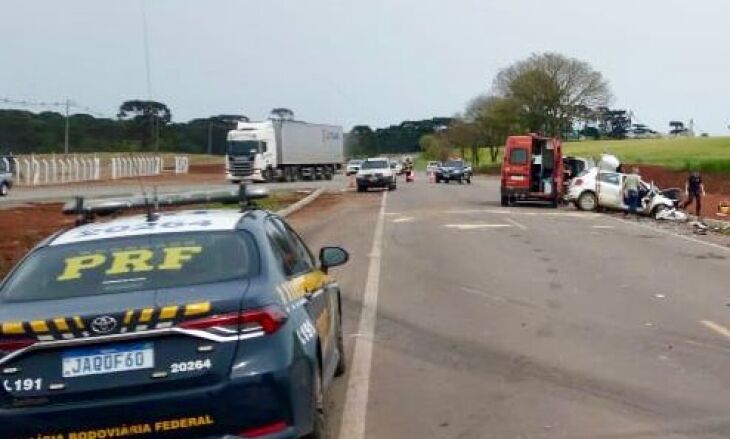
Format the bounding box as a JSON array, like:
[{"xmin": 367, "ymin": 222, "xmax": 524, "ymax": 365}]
[{"xmin": 90, "ymin": 316, "xmax": 118, "ymax": 334}]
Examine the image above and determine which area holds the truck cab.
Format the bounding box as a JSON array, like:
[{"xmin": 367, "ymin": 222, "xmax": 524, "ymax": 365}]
[
  {"xmin": 226, "ymin": 121, "xmax": 276, "ymax": 182},
  {"xmin": 500, "ymin": 134, "xmax": 563, "ymax": 207}
]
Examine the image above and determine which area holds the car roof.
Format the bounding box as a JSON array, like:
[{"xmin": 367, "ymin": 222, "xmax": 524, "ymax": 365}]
[{"xmin": 50, "ymin": 209, "xmax": 252, "ymax": 246}]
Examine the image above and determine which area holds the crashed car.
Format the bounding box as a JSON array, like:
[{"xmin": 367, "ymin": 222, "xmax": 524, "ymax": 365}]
[
  {"xmin": 434, "ymin": 160, "xmax": 472, "ymax": 184},
  {"xmin": 567, "ymin": 167, "xmax": 678, "ymax": 218}
]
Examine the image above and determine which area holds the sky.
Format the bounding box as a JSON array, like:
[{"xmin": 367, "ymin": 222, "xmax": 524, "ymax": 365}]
[{"xmin": 1, "ymin": 0, "xmax": 729, "ymax": 134}]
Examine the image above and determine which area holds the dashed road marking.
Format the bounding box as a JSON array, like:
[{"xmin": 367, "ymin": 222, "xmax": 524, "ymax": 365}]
[
  {"xmin": 701, "ymin": 320, "xmax": 730, "ymax": 339},
  {"xmin": 339, "ymin": 191, "xmax": 387, "ymax": 439},
  {"xmin": 392, "ymin": 217, "xmax": 414, "ymax": 223},
  {"xmin": 444, "ymin": 223, "xmax": 512, "ymax": 230},
  {"xmin": 592, "ymin": 225, "xmax": 615, "ymax": 229}
]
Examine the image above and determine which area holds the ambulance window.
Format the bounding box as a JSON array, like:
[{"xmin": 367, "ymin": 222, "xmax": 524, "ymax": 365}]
[{"xmin": 510, "ymin": 149, "xmax": 528, "ymax": 165}]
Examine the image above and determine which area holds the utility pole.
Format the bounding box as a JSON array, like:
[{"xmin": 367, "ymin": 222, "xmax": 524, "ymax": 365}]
[{"xmin": 64, "ymin": 99, "xmax": 70, "ymax": 154}]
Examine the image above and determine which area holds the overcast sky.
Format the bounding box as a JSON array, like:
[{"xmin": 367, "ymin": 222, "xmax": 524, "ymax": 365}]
[{"xmin": 1, "ymin": 0, "xmax": 729, "ymax": 134}]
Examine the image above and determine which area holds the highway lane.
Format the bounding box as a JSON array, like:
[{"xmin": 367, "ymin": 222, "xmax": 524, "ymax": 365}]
[{"xmin": 290, "ymin": 174, "xmax": 730, "ymax": 439}]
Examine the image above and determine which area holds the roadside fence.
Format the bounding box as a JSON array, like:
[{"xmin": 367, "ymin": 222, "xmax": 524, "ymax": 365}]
[{"xmin": 6, "ymin": 154, "xmax": 190, "ymax": 186}]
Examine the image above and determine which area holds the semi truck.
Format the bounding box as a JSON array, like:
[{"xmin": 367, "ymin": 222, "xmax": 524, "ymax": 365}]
[{"xmin": 226, "ymin": 119, "xmax": 344, "ymax": 182}]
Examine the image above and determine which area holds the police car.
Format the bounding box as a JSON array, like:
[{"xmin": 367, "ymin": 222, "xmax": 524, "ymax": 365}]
[{"xmin": 0, "ymin": 187, "xmax": 348, "ymax": 439}]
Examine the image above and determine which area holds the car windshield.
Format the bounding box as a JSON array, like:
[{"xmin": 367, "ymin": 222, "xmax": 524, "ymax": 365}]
[
  {"xmin": 348, "ymin": 160, "xmax": 362, "ymax": 165},
  {"xmin": 0, "ymin": 231, "xmax": 258, "ymax": 302},
  {"xmin": 361, "ymin": 160, "xmax": 388, "ymax": 170},
  {"xmin": 443, "ymin": 161, "xmax": 463, "ymax": 167}
]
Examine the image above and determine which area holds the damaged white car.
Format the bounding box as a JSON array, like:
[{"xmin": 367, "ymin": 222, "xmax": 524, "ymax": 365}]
[{"xmin": 566, "ymin": 157, "xmax": 680, "ymax": 218}]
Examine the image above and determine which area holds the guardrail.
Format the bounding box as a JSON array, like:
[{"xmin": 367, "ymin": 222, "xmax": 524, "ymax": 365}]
[{"xmin": 5, "ymin": 154, "xmax": 190, "ymax": 186}]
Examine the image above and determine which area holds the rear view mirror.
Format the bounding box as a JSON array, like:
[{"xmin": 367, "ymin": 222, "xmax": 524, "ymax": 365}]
[{"xmin": 319, "ymin": 247, "xmax": 349, "ymax": 273}]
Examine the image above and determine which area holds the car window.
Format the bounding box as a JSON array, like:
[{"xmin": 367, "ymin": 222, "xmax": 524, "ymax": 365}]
[
  {"xmin": 599, "ymin": 172, "xmax": 620, "ymax": 186},
  {"xmin": 509, "ymin": 148, "xmax": 528, "ymax": 165},
  {"xmin": 0, "ymin": 231, "xmax": 258, "ymax": 302},
  {"xmin": 265, "ymin": 218, "xmax": 313, "ymax": 277},
  {"xmin": 361, "ymin": 160, "xmax": 388, "ymax": 170}
]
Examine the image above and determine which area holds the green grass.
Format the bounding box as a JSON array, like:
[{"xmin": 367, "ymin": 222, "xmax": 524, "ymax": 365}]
[{"xmin": 563, "ymin": 137, "xmax": 730, "ymax": 173}]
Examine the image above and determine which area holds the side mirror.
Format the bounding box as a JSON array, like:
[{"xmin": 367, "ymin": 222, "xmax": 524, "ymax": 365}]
[{"xmin": 319, "ymin": 247, "xmax": 349, "ymax": 274}]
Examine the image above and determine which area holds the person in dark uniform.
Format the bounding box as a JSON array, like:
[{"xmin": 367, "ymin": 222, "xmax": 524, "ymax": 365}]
[{"xmin": 681, "ymin": 171, "xmax": 706, "ymax": 217}]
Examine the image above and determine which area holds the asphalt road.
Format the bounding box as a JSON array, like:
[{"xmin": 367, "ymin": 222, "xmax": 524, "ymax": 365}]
[{"xmin": 288, "ymin": 173, "xmax": 730, "ymax": 439}]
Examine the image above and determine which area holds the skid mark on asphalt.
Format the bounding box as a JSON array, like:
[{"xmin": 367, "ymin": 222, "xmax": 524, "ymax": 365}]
[{"xmin": 701, "ymin": 320, "xmax": 730, "ymax": 339}]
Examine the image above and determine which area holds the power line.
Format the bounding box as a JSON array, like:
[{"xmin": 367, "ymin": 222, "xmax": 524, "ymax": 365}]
[{"xmin": 0, "ymin": 97, "xmax": 109, "ymax": 118}]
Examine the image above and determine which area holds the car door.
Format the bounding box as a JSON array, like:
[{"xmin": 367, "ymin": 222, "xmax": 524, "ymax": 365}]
[
  {"xmin": 265, "ymin": 218, "xmax": 335, "ymax": 370},
  {"xmin": 598, "ymin": 172, "xmax": 622, "ymax": 208}
]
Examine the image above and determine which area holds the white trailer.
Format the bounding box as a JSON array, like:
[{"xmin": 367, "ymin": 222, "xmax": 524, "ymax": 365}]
[{"xmin": 226, "ymin": 120, "xmax": 343, "ymax": 182}]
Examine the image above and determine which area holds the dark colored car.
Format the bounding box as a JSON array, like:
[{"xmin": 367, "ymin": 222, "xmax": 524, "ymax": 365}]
[
  {"xmin": 0, "ymin": 205, "xmax": 348, "ymax": 438},
  {"xmin": 434, "ymin": 160, "xmax": 472, "ymax": 184}
]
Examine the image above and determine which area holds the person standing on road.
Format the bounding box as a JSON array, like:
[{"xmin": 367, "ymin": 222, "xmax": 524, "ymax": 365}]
[
  {"xmin": 624, "ymin": 167, "xmax": 641, "ymax": 219},
  {"xmin": 681, "ymin": 171, "xmax": 706, "ymax": 218}
]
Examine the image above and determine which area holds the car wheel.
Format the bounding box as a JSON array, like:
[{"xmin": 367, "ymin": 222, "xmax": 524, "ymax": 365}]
[
  {"xmin": 304, "ymin": 363, "xmax": 328, "ymax": 439},
  {"xmin": 577, "ymin": 192, "xmax": 598, "ymax": 211},
  {"xmin": 389, "ymin": 184, "xmax": 397, "ymax": 191},
  {"xmin": 500, "ymin": 195, "xmax": 509, "ymax": 207},
  {"xmin": 357, "ymin": 185, "xmax": 366, "ymax": 193},
  {"xmin": 334, "ymin": 305, "xmax": 346, "ymax": 377},
  {"xmin": 0, "ymin": 183, "xmax": 8, "ymax": 197},
  {"xmin": 466, "ymin": 177, "xmax": 472, "ymax": 184},
  {"xmin": 458, "ymin": 178, "xmax": 464, "ymax": 185}
]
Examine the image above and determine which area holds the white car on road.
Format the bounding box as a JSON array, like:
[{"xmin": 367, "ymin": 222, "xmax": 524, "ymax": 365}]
[
  {"xmin": 426, "ymin": 161, "xmax": 440, "ymax": 173},
  {"xmin": 346, "ymin": 159, "xmax": 363, "ymax": 176},
  {"xmin": 567, "ymin": 167, "xmax": 677, "ymax": 217},
  {"xmin": 356, "ymin": 158, "xmax": 396, "ymax": 192}
]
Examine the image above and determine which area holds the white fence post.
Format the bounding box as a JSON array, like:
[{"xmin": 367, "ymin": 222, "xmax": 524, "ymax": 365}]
[{"xmin": 31, "ymin": 156, "xmax": 40, "ymax": 185}]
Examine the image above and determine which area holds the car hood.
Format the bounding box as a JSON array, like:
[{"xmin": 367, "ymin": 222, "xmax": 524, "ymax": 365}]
[{"xmin": 358, "ymin": 169, "xmax": 391, "ymax": 176}]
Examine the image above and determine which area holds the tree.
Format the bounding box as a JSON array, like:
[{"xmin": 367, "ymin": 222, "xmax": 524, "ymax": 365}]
[
  {"xmin": 445, "ymin": 119, "xmax": 482, "ymax": 165},
  {"xmin": 466, "ymin": 95, "xmax": 526, "ymax": 162},
  {"xmin": 492, "ymin": 52, "xmax": 611, "ymax": 137},
  {"xmin": 419, "ymin": 133, "xmax": 453, "ymax": 162},
  {"xmin": 117, "ymin": 100, "xmax": 172, "ymax": 151},
  {"xmin": 269, "ymin": 108, "xmax": 295, "ymax": 121}
]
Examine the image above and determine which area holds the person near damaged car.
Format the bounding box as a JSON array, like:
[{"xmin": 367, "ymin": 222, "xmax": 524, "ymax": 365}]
[
  {"xmin": 681, "ymin": 171, "xmax": 706, "ymax": 217},
  {"xmin": 623, "ymin": 167, "xmax": 641, "ymax": 218}
]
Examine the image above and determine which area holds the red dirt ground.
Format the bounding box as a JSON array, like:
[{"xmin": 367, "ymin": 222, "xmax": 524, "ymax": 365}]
[{"xmin": 628, "ymin": 164, "xmax": 730, "ymax": 219}]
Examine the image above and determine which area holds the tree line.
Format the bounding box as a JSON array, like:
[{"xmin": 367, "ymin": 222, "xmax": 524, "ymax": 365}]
[
  {"xmin": 0, "ymin": 100, "xmax": 251, "ymax": 155},
  {"xmin": 419, "ymin": 52, "xmax": 620, "ymax": 166}
]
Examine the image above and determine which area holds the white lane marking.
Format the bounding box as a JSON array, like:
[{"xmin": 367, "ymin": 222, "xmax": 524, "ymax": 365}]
[
  {"xmin": 339, "ymin": 191, "xmax": 387, "ymax": 439},
  {"xmin": 701, "ymin": 320, "xmax": 730, "ymax": 339},
  {"xmin": 609, "ymin": 216, "xmax": 730, "ymax": 253},
  {"xmin": 505, "ymin": 217, "xmax": 528, "ymax": 230},
  {"xmin": 392, "ymin": 217, "xmax": 414, "ymax": 223},
  {"xmin": 447, "ymin": 209, "xmax": 600, "ymax": 218},
  {"xmin": 592, "ymin": 225, "xmax": 615, "ymax": 229},
  {"xmin": 445, "ymin": 223, "xmax": 512, "ymax": 230}
]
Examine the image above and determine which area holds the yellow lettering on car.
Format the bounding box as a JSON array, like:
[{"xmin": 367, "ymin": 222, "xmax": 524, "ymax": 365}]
[
  {"xmin": 57, "ymin": 254, "xmax": 106, "ymax": 281},
  {"xmin": 105, "ymin": 249, "xmax": 155, "ymax": 275},
  {"xmin": 158, "ymin": 246, "xmax": 203, "ymax": 270}
]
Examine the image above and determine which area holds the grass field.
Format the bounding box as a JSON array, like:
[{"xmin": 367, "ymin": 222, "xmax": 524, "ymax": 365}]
[
  {"xmin": 420, "ymin": 136, "xmax": 730, "ymax": 174},
  {"xmin": 563, "ymin": 137, "xmax": 730, "ymax": 172}
]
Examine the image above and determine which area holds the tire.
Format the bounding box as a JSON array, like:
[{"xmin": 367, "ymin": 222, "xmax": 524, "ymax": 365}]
[
  {"xmin": 435, "ymin": 177, "xmax": 441, "ymax": 183},
  {"xmin": 304, "ymin": 362, "xmax": 328, "ymax": 439},
  {"xmin": 285, "ymin": 167, "xmax": 294, "ymax": 183},
  {"xmin": 577, "ymin": 191, "xmax": 598, "ymax": 211},
  {"xmin": 458, "ymin": 178, "xmax": 464, "ymax": 185},
  {"xmin": 466, "ymin": 177, "xmax": 472, "ymax": 184},
  {"xmin": 501, "ymin": 195, "xmax": 509, "ymax": 207},
  {"xmin": 334, "ymin": 303, "xmax": 346, "ymax": 377},
  {"xmin": 357, "ymin": 184, "xmax": 366, "ymax": 193},
  {"xmin": 389, "ymin": 184, "xmax": 396, "ymax": 191},
  {"xmin": 550, "ymin": 197, "xmax": 559, "ymax": 208},
  {"xmin": 0, "ymin": 183, "xmax": 9, "ymax": 197}
]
